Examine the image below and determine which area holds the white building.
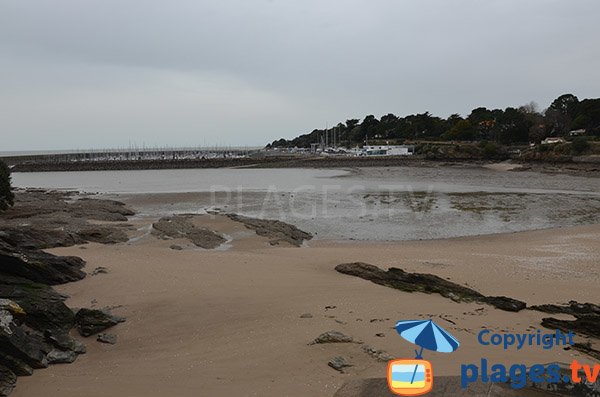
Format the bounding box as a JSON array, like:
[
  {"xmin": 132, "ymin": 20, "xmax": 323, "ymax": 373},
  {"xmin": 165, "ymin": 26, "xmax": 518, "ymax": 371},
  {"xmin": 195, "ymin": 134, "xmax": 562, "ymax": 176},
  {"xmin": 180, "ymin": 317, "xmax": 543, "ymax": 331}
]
[
  {"xmin": 361, "ymin": 145, "xmax": 414, "ymax": 156},
  {"xmin": 541, "ymin": 137, "xmax": 566, "ymax": 145}
]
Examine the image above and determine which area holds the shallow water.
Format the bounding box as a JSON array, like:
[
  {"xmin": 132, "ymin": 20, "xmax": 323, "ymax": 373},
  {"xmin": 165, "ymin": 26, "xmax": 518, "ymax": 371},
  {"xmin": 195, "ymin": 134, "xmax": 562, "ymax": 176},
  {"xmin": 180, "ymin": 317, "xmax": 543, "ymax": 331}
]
[{"xmin": 12, "ymin": 167, "xmax": 600, "ymax": 241}]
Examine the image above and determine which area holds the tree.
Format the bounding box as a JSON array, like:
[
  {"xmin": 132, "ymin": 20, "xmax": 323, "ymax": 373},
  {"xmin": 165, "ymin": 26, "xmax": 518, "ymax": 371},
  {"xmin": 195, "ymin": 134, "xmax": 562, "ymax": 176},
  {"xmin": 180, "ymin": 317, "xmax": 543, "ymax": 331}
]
[
  {"xmin": 0, "ymin": 160, "xmax": 14, "ymax": 211},
  {"xmin": 444, "ymin": 120, "xmax": 476, "ymax": 141},
  {"xmin": 571, "ymin": 137, "xmax": 590, "ymax": 155}
]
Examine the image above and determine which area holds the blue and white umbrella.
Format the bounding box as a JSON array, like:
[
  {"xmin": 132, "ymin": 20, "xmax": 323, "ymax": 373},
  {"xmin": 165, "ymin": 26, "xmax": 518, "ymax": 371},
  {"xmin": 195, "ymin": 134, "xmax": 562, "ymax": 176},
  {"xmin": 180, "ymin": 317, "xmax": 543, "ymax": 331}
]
[
  {"xmin": 395, "ymin": 319, "xmax": 460, "ymax": 385},
  {"xmin": 395, "ymin": 319, "xmax": 460, "ymax": 358}
]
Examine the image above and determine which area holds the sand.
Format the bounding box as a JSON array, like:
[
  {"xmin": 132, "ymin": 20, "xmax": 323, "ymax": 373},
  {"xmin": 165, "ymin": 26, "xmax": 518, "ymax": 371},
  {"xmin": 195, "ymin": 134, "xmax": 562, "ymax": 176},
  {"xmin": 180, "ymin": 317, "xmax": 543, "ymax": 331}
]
[{"xmin": 10, "ymin": 210, "xmax": 600, "ymax": 397}]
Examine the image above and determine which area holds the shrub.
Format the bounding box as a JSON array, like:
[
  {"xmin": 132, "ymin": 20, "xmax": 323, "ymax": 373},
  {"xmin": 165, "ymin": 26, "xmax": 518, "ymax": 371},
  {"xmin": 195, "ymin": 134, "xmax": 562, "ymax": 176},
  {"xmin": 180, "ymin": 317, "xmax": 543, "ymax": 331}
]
[
  {"xmin": 0, "ymin": 160, "xmax": 15, "ymax": 211},
  {"xmin": 572, "ymin": 137, "xmax": 590, "ymax": 155},
  {"xmin": 482, "ymin": 142, "xmax": 500, "ymax": 159}
]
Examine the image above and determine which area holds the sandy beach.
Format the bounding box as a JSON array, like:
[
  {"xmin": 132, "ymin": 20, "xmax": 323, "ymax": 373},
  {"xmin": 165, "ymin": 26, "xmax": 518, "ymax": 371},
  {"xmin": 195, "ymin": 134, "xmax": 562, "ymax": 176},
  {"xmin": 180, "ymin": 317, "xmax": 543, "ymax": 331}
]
[{"xmin": 10, "ymin": 204, "xmax": 600, "ymax": 397}]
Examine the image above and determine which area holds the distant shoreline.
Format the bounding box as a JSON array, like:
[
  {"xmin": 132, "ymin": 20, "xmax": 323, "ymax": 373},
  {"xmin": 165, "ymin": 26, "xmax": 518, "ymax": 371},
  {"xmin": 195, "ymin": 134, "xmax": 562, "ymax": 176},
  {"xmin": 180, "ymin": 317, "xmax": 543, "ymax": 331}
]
[{"xmin": 5, "ymin": 154, "xmax": 600, "ymax": 177}]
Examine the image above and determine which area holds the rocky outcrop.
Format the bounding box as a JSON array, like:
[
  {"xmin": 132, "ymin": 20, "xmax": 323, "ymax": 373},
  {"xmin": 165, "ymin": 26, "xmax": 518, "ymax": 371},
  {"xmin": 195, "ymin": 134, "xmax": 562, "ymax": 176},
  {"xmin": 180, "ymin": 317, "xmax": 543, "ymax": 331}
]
[
  {"xmin": 335, "ymin": 262, "xmax": 526, "ymax": 312},
  {"xmin": 152, "ymin": 215, "xmax": 226, "ymax": 249},
  {"xmin": 0, "ymin": 190, "xmax": 134, "ymax": 250},
  {"xmin": 0, "ymin": 189, "xmax": 132, "ymax": 395},
  {"xmin": 226, "ymin": 214, "xmax": 312, "ymax": 246},
  {"xmin": 0, "ymin": 240, "xmax": 85, "ymax": 285},
  {"xmin": 75, "ymin": 309, "xmax": 125, "ymax": 337},
  {"xmin": 530, "ymin": 301, "xmax": 600, "ymax": 316},
  {"xmin": 532, "ymin": 301, "xmax": 600, "ymax": 340}
]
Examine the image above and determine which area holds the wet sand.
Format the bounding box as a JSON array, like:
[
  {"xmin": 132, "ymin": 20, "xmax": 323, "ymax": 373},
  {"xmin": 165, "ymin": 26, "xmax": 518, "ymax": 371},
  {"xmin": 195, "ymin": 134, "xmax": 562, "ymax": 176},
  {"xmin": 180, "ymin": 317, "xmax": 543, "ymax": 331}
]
[{"xmin": 10, "ymin": 213, "xmax": 600, "ymax": 397}]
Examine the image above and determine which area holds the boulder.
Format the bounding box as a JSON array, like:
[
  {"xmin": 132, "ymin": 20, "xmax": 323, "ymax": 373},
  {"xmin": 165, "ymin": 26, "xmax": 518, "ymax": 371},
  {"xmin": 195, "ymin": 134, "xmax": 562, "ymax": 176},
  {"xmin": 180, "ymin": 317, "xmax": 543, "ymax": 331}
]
[
  {"xmin": 97, "ymin": 333, "xmax": 117, "ymax": 345},
  {"xmin": 47, "ymin": 349, "xmax": 78, "ymax": 364},
  {"xmin": 0, "ymin": 240, "xmax": 85, "ymax": 285},
  {"xmin": 75, "ymin": 308, "xmax": 125, "ymax": 337},
  {"xmin": 0, "ymin": 365, "xmax": 17, "ymax": 397},
  {"xmin": 328, "ymin": 356, "xmax": 353, "ymax": 373}
]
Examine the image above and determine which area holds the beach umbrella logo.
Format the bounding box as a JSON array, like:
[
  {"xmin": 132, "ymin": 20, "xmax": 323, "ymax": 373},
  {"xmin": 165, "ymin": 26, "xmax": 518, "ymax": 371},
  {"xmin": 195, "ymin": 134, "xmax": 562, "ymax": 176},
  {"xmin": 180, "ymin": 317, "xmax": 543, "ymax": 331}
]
[{"xmin": 387, "ymin": 319, "xmax": 460, "ymax": 396}]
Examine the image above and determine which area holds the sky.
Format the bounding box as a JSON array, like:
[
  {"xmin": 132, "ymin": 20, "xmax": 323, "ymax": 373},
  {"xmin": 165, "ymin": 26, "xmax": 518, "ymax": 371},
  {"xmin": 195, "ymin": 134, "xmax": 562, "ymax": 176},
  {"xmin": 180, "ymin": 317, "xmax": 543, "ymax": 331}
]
[{"xmin": 1, "ymin": 0, "xmax": 599, "ymax": 151}]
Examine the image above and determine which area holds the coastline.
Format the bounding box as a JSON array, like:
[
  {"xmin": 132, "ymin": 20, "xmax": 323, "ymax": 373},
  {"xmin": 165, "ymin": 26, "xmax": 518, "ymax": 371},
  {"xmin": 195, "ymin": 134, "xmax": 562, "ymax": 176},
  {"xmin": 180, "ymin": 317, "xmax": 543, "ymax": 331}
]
[
  {"xmin": 8, "ymin": 195, "xmax": 600, "ymax": 396},
  {"xmin": 6, "ymin": 154, "xmax": 600, "ymax": 178}
]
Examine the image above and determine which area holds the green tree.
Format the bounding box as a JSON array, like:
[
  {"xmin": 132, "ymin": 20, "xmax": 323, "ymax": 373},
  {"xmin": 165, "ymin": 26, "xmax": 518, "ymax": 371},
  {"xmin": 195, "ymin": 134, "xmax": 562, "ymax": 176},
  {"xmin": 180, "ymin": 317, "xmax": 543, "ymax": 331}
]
[
  {"xmin": 0, "ymin": 160, "xmax": 15, "ymax": 211},
  {"xmin": 571, "ymin": 137, "xmax": 590, "ymax": 155}
]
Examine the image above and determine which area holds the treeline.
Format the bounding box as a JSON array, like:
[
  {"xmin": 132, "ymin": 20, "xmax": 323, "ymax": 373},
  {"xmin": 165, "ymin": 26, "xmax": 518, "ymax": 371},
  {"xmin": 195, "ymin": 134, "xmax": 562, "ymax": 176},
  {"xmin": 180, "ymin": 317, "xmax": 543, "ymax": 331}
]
[{"xmin": 268, "ymin": 94, "xmax": 600, "ymax": 148}]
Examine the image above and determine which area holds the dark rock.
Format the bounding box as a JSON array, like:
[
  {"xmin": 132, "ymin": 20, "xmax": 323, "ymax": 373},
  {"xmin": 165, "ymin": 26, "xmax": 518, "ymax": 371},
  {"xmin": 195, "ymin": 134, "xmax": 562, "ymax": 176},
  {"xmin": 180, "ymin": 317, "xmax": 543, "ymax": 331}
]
[
  {"xmin": 335, "ymin": 262, "xmax": 527, "ymax": 312},
  {"xmin": 530, "ymin": 301, "xmax": 600, "ymax": 316},
  {"xmin": 169, "ymin": 244, "xmax": 183, "ymax": 251},
  {"xmin": 0, "ymin": 320, "xmax": 50, "ymax": 369},
  {"xmin": 0, "ymin": 274, "xmax": 75, "ymax": 334},
  {"xmin": 97, "ymin": 333, "xmax": 117, "ymax": 344},
  {"xmin": 0, "ymin": 365, "xmax": 17, "ymax": 397},
  {"xmin": 309, "ymin": 331, "xmax": 355, "ymax": 345},
  {"xmin": 46, "ymin": 349, "xmax": 77, "ymax": 364},
  {"xmin": 482, "ymin": 296, "xmax": 527, "ymax": 312},
  {"xmin": 328, "ymin": 356, "xmax": 353, "ymax": 373},
  {"xmin": 0, "ymin": 352, "xmax": 33, "ymax": 376},
  {"xmin": 0, "ymin": 240, "xmax": 86, "ymax": 285},
  {"xmin": 75, "ymin": 308, "xmax": 125, "ymax": 337},
  {"xmin": 299, "ymin": 313, "xmax": 313, "ymax": 318},
  {"xmin": 44, "ymin": 330, "xmax": 86, "ymax": 354},
  {"xmin": 571, "ymin": 341, "xmax": 600, "ymax": 361},
  {"xmin": 541, "ymin": 315, "xmax": 600, "ymax": 339},
  {"xmin": 152, "ymin": 216, "xmax": 226, "ymax": 249},
  {"xmin": 226, "ymin": 214, "xmax": 312, "ymax": 246}
]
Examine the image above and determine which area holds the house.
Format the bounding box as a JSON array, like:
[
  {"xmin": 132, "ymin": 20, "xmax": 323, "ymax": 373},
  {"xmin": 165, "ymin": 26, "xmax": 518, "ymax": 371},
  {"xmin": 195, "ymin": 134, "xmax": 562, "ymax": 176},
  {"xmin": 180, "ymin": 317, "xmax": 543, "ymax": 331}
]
[
  {"xmin": 569, "ymin": 129, "xmax": 586, "ymax": 137},
  {"xmin": 360, "ymin": 145, "xmax": 414, "ymax": 156},
  {"xmin": 541, "ymin": 137, "xmax": 566, "ymax": 145}
]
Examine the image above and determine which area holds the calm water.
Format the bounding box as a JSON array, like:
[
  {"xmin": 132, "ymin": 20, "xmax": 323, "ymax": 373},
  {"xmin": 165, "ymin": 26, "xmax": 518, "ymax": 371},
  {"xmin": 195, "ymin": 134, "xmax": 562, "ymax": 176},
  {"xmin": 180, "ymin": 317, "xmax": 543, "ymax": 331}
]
[{"xmin": 12, "ymin": 167, "xmax": 600, "ymax": 241}]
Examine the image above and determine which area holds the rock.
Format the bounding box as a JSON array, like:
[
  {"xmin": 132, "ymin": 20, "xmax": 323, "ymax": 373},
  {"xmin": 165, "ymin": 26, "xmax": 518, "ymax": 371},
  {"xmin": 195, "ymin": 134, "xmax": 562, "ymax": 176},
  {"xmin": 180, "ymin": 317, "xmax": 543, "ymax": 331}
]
[
  {"xmin": 375, "ymin": 333, "xmax": 385, "ymax": 337},
  {"xmin": 0, "ymin": 190, "xmax": 134, "ymax": 250},
  {"xmin": 335, "ymin": 262, "xmax": 527, "ymax": 312},
  {"xmin": 75, "ymin": 308, "xmax": 125, "ymax": 337},
  {"xmin": 169, "ymin": 244, "xmax": 183, "ymax": 250},
  {"xmin": 0, "ymin": 352, "xmax": 33, "ymax": 376},
  {"xmin": 0, "ymin": 273, "xmax": 76, "ymax": 334},
  {"xmin": 309, "ymin": 331, "xmax": 355, "ymax": 345},
  {"xmin": 226, "ymin": 214, "xmax": 312, "ymax": 247},
  {"xmin": 361, "ymin": 345, "xmax": 394, "ymax": 362},
  {"xmin": 97, "ymin": 333, "xmax": 117, "ymax": 344},
  {"xmin": 571, "ymin": 341, "xmax": 600, "ymax": 361},
  {"xmin": 482, "ymin": 296, "xmax": 527, "ymax": 312},
  {"xmin": 530, "ymin": 301, "xmax": 600, "ymax": 316},
  {"xmin": 299, "ymin": 313, "xmax": 313, "ymax": 318},
  {"xmin": 44, "ymin": 330, "xmax": 86, "ymax": 354},
  {"xmin": 47, "ymin": 349, "xmax": 77, "ymax": 364},
  {"xmin": 541, "ymin": 314, "xmax": 600, "ymax": 339},
  {"xmin": 0, "ymin": 240, "xmax": 86, "ymax": 285},
  {"xmin": 91, "ymin": 267, "xmax": 109, "ymax": 276},
  {"xmin": 152, "ymin": 216, "xmax": 226, "ymax": 249},
  {"xmin": 328, "ymin": 356, "xmax": 353, "ymax": 373},
  {"xmin": 0, "ymin": 365, "xmax": 17, "ymax": 397}
]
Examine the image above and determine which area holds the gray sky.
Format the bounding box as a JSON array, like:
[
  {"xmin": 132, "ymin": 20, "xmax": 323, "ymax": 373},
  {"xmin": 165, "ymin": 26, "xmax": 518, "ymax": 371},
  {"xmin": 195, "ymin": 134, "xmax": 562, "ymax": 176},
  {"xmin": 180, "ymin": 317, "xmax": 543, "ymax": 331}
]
[{"xmin": 1, "ymin": 0, "xmax": 599, "ymax": 150}]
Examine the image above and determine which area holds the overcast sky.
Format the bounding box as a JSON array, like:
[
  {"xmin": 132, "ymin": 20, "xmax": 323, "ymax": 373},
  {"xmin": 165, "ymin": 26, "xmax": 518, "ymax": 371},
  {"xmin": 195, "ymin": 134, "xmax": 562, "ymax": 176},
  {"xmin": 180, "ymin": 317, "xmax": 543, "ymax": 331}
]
[{"xmin": 1, "ymin": 0, "xmax": 599, "ymax": 151}]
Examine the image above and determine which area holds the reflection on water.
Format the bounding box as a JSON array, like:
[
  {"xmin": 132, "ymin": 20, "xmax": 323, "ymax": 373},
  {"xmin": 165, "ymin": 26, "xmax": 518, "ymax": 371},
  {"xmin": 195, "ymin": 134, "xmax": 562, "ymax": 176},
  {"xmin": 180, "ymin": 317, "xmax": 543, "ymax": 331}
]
[{"xmin": 12, "ymin": 167, "xmax": 600, "ymax": 241}]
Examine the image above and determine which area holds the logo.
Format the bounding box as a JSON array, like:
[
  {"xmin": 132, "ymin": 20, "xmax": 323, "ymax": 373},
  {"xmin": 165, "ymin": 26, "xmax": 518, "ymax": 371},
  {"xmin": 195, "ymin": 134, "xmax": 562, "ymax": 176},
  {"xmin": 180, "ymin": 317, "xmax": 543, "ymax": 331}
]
[
  {"xmin": 387, "ymin": 319, "xmax": 460, "ymax": 396},
  {"xmin": 387, "ymin": 359, "xmax": 433, "ymax": 396}
]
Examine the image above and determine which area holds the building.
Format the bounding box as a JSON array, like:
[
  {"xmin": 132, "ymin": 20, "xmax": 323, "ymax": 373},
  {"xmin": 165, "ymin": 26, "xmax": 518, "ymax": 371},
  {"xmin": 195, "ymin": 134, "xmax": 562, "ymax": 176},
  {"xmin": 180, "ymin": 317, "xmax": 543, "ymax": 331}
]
[
  {"xmin": 361, "ymin": 145, "xmax": 414, "ymax": 156},
  {"xmin": 541, "ymin": 137, "xmax": 566, "ymax": 145}
]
